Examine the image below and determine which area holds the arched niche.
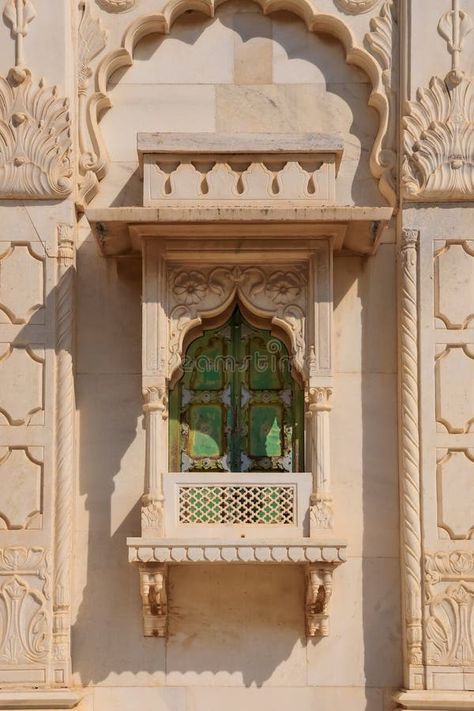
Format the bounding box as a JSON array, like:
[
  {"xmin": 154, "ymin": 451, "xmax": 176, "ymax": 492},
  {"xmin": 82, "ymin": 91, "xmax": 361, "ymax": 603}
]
[{"xmin": 79, "ymin": 0, "xmax": 396, "ymax": 208}]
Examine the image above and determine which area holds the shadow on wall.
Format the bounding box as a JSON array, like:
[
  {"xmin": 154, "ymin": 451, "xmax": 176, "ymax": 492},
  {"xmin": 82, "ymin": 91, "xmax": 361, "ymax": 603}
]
[
  {"xmin": 68, "ymin": 244, "xmax": 403, "ymax": 702},
  {"xmin": 70, "ymin": 239, "xmax": 308, "ymax": 687},
  {"xmin": 97, "ymin": 4, "xmax": 382, "ymax": 209}
]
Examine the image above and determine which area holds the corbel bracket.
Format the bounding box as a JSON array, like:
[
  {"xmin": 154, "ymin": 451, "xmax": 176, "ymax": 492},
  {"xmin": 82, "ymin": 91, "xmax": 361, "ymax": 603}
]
[
  {"xmin": 139, "ymin": 563, "xmax": 168, "ymax": 637},
  {"xmin": 305, "ymin": 562, "xmax": 335, "ymax": 637}
]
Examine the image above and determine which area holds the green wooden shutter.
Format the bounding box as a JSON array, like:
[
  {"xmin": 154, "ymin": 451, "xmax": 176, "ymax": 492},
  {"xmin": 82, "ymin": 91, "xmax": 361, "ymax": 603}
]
[{"xmin": 169, "ymin": 307, "xmax": 303, "ymax": 473}]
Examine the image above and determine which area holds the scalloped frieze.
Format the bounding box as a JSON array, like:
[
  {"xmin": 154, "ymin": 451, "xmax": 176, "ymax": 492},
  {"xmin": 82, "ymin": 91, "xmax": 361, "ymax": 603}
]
[
  {"xmin": 0, "ymin": 447, "xmax": 43, "ymax": 530},
  {"xmin": 0, "ymin": 346, "xmax": 45, "ymax": 426},
  {"xmin": 403, "ymin": 74, "xmax": 474, "ymax": 200},
  {"xmin": 82, "ymin": 0, "xmax": 396, "ymax": 207},
  {"xmin": 0, "ymin": 243, "xmax": 45, "ymax": 325},
  {"xmin": 0, "ymin": 69, "xmax": 72, "ymax": 200}
]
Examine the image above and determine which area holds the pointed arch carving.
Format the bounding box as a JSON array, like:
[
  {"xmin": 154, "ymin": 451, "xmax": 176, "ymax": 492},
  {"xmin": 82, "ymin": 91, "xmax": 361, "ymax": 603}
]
[
  {"xmin": 79, "ymin": 0, "xmax": 396, "ymax": 207},
  {"xmin": 168, "ymin": 264, "xmax": 307, "ymax": 384}
]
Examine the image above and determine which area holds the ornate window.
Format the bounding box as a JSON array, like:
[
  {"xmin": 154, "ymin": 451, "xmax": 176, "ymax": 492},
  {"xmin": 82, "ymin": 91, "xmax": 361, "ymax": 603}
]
[{"xmin": 169, "ymin": 306, "xmax": 304, "ymax": 474}]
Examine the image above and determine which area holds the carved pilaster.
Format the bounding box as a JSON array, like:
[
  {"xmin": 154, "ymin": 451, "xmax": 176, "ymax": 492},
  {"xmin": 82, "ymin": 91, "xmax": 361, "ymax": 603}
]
[
  {"xmin": 399, "ymin": 228, "xmax": 424, "ymax": 687},
  {"xmin": 306, "ymin": 386, "xmax": 334, "ymax": 533},
  {"xmin": 138, "ymin": 563, "xmax": 167, "ymax": 637},
  {"xmin": 141, "ymin": 384, "xmax": 168, "ymax": 537},
  {"xmin": 53, "ymin": 225, "xmax": 75, "ymax": 684}
]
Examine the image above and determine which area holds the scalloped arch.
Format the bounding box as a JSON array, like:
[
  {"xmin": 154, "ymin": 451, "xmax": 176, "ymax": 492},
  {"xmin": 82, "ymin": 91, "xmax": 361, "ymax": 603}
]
[{"xmin": 80, "ymin": 0, "xmax": 395, "ymax": 206}]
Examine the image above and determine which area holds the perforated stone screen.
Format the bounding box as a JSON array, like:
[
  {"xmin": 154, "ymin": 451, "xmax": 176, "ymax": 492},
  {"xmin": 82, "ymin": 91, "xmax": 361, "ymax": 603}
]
[{"xmin": 177, "ymin": 484, "xmax": 296, "ymax": 525}]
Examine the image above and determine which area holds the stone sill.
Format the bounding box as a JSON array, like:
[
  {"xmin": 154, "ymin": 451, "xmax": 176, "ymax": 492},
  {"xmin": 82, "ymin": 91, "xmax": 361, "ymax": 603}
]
[
  {"xmin": 395, "ymin": 690, "xmax": 474, "ymax": 710},
  {"xmin": 0, "ymin": 690, "xmax": 81, "ymax": 709},
  {"xmin": 127, "ymin": 538, "xmax": 347, "ymax": 564}
]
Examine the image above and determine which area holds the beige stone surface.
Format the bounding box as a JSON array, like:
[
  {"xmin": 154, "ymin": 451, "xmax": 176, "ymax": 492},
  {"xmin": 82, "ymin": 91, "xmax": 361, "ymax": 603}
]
[{"xmin": 1, "ymin": 0, "xmax": 473, "ymax": 709}]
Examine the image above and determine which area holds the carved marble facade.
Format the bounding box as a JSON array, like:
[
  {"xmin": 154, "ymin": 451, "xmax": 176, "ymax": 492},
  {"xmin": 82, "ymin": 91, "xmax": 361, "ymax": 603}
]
[{"xmin": 0, "ymin": 0, "xmax": 473, "ymax": 710}]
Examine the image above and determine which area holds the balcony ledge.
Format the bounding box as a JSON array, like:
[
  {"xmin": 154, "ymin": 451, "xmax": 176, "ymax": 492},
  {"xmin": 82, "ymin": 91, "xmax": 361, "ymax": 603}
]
[{"xmin": 127, "ymin": 537, "xmax": 347, "ymax": 639}]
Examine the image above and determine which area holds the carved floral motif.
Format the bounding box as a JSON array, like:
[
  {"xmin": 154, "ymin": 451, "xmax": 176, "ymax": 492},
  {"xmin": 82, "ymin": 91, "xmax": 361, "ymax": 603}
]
[
  {"xmin": 425, "ymin": 551, "xmax": 474, "ymax": 666},
  {"xmin": 0, "ymin": 547, "xmax": 50, "ymax": 665},
  {"xmin": 169, "ymin": 265, "xmax": 307, "ymax": 378},
  {"xmin": 96, "ymin": 0, "xmax": 135, "ymax": 11},
  {"xmin": 334, "ymin": 0, "xmax": 381, "ymax": 13}
]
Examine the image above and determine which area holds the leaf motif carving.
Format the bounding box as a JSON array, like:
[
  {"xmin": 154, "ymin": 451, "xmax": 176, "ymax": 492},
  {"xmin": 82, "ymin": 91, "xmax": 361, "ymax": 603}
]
[{"xmin": 0, "ymin": 69, "xmax": 72, "ymax": 199}]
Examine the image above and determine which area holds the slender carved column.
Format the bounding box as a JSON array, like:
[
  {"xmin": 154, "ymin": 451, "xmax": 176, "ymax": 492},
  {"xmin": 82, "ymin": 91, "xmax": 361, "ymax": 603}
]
[
  {"xmin": 306, "ymin": 386, "xmax": 334, "ymax": 533},
  {"xmin": 141, "ymin": 384, "xmax": 168, "ymax": 537},
  {"xmin": 399, "ymin": 228, "xmax": 424, "ymax": 687},
  {"xmin": 53, "ymin": 224, "xmax": 75, "ymax": 684}
]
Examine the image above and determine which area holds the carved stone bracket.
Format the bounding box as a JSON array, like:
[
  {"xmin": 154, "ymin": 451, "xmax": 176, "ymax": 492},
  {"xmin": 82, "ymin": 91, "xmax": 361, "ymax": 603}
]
[
  {"xmin": 305, "ymin": 563, "xmax": 335, "ymax": 637},
  {"xmin": 130, "ymin": 541, "xmax": 346, "ymax": 639},
  {"xmin": 138, "ymin": 563, "xmax": 167, "ymax": 638}
]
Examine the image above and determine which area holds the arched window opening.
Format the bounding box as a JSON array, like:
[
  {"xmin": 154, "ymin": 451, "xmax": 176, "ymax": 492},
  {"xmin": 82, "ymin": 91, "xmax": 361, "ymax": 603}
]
[{"xmin": 169, "ymin": 305, "xmax": 304, "ymax": 473}]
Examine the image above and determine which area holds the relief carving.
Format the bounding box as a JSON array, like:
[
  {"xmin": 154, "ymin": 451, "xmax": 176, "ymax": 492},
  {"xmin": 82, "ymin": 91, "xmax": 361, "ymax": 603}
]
[
  {"xmin": 306, "ymin": 564, "xmax": 334, "ymax": 637},
  {"xmin": 403, "ymin": 1, "xmax": 474, "ymax": 200},
  {"xmin": 334, "ymin": 0, "xmax": 381, "ymax": 13},
  {"xmin": 0, "ymin": 243, "xmax": 44, "ymax": 325},
  {"xmin": 434, "ymin": 240, "xmax": 474, "ymax": 329},
  {"xmin": 435, "ymin": 345, "xmax": 474, "ymax": 434},
  {"xmin": 0, "ymin": 0, "xmax": 72, "ymax": 199},
  {"xmin": 425, "ymin": 551, "xmax": 474, "ymax": 665},
  {"xmin": 0, "ymin": 345, "xmax": 45, "ymax": 426},
  {"xmin": 139, "ymin": 564, "xmax": 167, "ymax": 637},
  {"xmin": 78, "ymin": 0, "xmax": 108, "ymax": 209},
  {"xmin": 0, "ymin": 447, "xmax": 42, "ymax": 530},
  {"xmin": 83, "ymin": 0, "xmax": 396, "ymax": 207},
  {"xmin": 0, "ymin": 547, "xmax": 50, "ymax": 665},
  {"xmin": 399, "ymin": 230, "xmax": 423, "ymax": 670},
  {"xmin": 436, "ymin": 450, "xmax": 474, "ymax": 540},
  {"xmin": 96, "ymin": 0, "xmax": 135, "ymax": 12},
  {"xmin": 169, "ymin": 265, "xmax": 307, "ymax": 380}
]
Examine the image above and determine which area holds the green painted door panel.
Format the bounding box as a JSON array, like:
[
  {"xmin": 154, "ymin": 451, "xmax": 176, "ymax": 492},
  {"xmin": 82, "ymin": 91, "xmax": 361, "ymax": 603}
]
[{"xmin": 169, "ymin": 306, "xmax": 304, "ymax": 472}]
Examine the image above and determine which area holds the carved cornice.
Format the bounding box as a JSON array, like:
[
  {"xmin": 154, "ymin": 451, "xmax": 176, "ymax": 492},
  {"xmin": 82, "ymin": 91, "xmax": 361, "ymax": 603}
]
[{"xmin": 81, "ymin": 0, "xmax": 396, "ymax": 206}]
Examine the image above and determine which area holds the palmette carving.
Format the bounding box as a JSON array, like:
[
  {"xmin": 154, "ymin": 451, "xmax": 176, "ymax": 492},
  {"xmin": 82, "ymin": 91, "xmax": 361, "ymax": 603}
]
[
  {"xmin": 403, "ymin": 75, "xmax": 474, "ymax": 200},
  {"xmin": 0, "ymin": 69, "xmax": 72, "ymax": 199},
  {"xmin": 425, "ymin": 552, "xmax": 474, "ymax": 665},
  {"xmin": 0, "ymin": 547, "xmax": 50, "ymax": 666},
  {"xmin": 399, "ymin": 230, "xmax": 423, "ymax": 670}
]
